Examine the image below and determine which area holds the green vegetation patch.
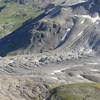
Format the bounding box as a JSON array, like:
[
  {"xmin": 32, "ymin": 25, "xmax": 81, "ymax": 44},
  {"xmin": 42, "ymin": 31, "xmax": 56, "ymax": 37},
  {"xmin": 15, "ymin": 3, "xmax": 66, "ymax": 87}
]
[
  {"xmin": 0, "ymin": 1, "xmax": 41, "ymax": 37},
  {"xmin": 49, "ymin": 83, "xmax": 100, "ymax": 100}
]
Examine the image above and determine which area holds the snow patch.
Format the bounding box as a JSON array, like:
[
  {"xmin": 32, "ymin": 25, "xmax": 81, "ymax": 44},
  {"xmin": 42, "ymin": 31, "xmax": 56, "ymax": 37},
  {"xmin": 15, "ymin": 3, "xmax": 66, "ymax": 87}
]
[
  {"xmin": 80, "ymin": 47, "xmax": 84, "ymax": 52},
  {"xmin": 85, "ymin": 49, "xmax": 92, "ymax": 54},
  {"xmin": 51, "ymin": 67, "xmax": 70, "ymax": 75},
  {"xmin": 61, "ymin": 28, "xmax": 71, "ymax": 41},
  {"xmin": 54, "ymin": 70, "xmax": 62, "ymax": 73},
  {"xmin": 73, "ymin": 64, "xmax": 83, "ymax": 67},
  {"xmin": 75, "ymin": 15, "xmax": 100, "ymax": 23},
  {"xmin": 51, "ymin": 77, "xmax": 58, "ymax": 80},
  {"xmin": 96, "ymin": 21, "xmax": 100, "ymax": 24},
  {"xmin": 68, "ymin": 0, "xmax": 88, "ymax": 7},
  {"xmin": 81, "ymin": 15, "xmax": 100, "ymax": 23},
  {"xmin": 87, "ymin": 62, "xmax": 98, "ymax": 65},
  {"xmin": 8, "ymin": 60, "xmax": 14, "ymax": 64},
  {"xmin": 81, "ymin": 19, "xmax": 85, "ymax": 24},
  {"xmin": 50, "ymin": 73, "xmax": 55, "ymax": 75},
  {"xmin": 77, "ymin": 31, "xmax": 83, "ymax": 37},
  {"xmin": 90, "ymin": 69, "xmax": 99, "ymax": 72},
  {"xmin": 77, "ymin": 75, "xmax": 84, "ymax": 78}
]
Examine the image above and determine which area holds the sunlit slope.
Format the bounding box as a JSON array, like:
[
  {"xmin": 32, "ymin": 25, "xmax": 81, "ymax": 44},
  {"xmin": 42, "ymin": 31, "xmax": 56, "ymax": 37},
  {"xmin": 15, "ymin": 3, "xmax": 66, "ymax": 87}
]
[{"xmin": 48, "ymin": 83, "xmax": 100, "ymax": 100}]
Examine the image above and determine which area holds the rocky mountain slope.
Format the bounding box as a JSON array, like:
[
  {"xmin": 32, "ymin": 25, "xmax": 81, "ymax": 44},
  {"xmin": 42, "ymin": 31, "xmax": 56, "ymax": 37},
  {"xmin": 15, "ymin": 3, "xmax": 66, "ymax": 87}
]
[
  {"xmin": 0, "ymin": 76, "xmax": 100, "ymax": 100},
  {"xmin": 0, "ymin": 0, "xmax": 100, "ymax": 57},
  {"xmin": 0, "ymin": 0, "xmax": 100, "ymax": 100}
]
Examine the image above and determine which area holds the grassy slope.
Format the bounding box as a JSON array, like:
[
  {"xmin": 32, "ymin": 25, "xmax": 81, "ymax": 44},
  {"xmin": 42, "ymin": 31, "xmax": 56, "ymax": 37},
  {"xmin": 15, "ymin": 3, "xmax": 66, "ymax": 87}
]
[
  {"xmin": 49, "ymin": 83, "xmax": 100, "ymax": 100},
  {"xmin": 0, "ymin": 1, "xmax": 41, "ymax": 37}
]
